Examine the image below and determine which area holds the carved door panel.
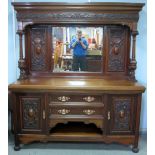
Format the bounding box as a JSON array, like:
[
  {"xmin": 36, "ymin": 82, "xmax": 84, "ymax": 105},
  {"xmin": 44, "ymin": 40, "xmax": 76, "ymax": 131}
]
[
  {"xmin": 105, "ymin": 26, "xmax": 130, "ymax": 74},
  {"xmin": 19, "ymin": 95, "xmax": 45, "ymax": 133},
  {"xmin": 108, "ymin": 95, "xmax": 135, "ymax": 134},
  {"xmin": 29, "ymin": 26, "xmax": 51, "ymax": 72}
]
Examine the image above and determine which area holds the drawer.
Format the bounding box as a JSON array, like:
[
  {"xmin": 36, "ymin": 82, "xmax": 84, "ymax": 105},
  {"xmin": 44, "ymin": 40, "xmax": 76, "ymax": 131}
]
[
  {"xmin": 49, "ymin": 103, "xmax": 104, "ymax": 116},
  {"xmin": 48, "ymin": 94, "xmax": 103, "ymax": 103}
]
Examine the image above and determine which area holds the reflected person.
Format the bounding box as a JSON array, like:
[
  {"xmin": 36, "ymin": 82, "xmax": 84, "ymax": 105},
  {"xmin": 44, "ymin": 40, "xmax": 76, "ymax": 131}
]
[{"xmin": 70, "ymin": 30, "xmax": 88, "ymax": 71}]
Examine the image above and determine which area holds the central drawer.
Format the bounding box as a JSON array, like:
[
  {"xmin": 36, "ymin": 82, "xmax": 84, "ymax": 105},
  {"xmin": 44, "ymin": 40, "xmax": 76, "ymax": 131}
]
[{"xmin": 48, "ymin": 94, "xmax": 105, "ymax": 132}]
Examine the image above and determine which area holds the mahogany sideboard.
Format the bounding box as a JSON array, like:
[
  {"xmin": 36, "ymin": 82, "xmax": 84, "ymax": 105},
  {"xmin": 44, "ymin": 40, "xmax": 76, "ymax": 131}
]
[{"xmin": 9, "ymin": 2, "xmax": 145, "ymax": 153}]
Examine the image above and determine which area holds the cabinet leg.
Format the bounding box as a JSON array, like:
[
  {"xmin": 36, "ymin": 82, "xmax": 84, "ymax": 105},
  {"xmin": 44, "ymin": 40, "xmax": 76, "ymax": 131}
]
[
  {"xmin": 132, "ymin": 147, "xmax": 139, "ymax": 153},
  {"xmin": 14, "ymin": 134, "xmax": 21, "ymax": 151},
  {"xmin": 11, "ymin": 111, "xmax": 14, "ymax": 134},
  {"xmin": 14, "ymin": 145, "xmax": 20, "ymax": 151}
]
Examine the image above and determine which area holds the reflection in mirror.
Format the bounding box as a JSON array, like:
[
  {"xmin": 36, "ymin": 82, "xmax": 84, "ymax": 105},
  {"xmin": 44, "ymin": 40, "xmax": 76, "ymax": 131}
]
[{"xmin": 52, "ymin": 27, "xmax": 103, "ymax": 73}]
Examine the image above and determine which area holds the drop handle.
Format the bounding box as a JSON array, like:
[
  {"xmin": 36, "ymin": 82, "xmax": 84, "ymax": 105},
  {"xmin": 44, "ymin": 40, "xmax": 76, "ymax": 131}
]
[
  {"xmin": 58, "ymin": 109, "xmax": 70, "ymax": 115},
  {"xmin": 83, "ymin": 109, "xmax": 95, "ymax": 115},
  {"xmin": 83, "ymin": 96, "xmax": 95, "ymax": 102},
  {"xmin": 58, "ymin": 96, "xmax": 70, "ymax": 102}
]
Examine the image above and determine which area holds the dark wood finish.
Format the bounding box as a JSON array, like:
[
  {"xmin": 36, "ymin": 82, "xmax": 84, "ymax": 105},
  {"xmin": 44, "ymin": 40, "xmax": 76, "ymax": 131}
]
[
  {"xmin": 9, "ymin": 2, "xmax": 145, "ymax": 153},
  {"xmin": 109, "ymin": 95, "xmax": 135, "ymax": 134},
  {"xmin": 17, "ymin": 30, "xmax": 27, "ymax": 80},
  {"xmin": 107, "ymin": 26, "xmax": 129, "ymax": 73},
  {"xmin": 9, "ymin": 78, "xmax": 145, "ymax": 93},
  {"xmin": 12, "ymin": 2, "xmax": 144, "ymax": 79}
]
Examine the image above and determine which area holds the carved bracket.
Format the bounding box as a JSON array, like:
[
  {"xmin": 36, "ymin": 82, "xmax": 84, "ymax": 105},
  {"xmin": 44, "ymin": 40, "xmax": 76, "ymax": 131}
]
[
  {"xmin": 18, "ymin": 21, "xmax": 34, "ymax": 31},
  {"xmin": 18, "ymin": 59, "xmax": 27, "ymax": 80},
  {"xmin": 128, "ymin": 60, "xmax": 137, "ymax": 81}
]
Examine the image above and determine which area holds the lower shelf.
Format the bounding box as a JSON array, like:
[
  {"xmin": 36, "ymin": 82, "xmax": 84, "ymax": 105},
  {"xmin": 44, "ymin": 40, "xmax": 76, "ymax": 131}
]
[
  {"xmin": 18, "ymin": 121, "xmax": 135, "ymax": 145},
  {"xmin": 50, "ymin": 122, "xmax": 103, "ymax": 136}
]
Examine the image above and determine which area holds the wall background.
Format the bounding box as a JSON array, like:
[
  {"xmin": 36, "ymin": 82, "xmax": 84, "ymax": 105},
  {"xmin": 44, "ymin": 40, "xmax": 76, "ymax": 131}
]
[{"xmin": 8, "ymin": 0, "xmax": 147, "ymax": 131}]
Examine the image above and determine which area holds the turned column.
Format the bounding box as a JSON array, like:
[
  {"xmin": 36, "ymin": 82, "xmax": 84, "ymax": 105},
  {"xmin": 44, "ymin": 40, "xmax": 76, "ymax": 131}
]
[
  {"xmin": 17, "ymin": 29, "xmax": 27, "ymax": 80},
  {"xmin": 129, "ymin": 28, "xmax": 138, "ymax": 81}
]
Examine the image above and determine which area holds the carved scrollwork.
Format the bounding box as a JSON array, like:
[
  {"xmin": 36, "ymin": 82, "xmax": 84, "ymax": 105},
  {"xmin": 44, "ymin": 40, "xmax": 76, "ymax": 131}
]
[
  {"xmin": 58, "ymin": 96, "xmax": 70, "ymax": 102},
  {"xmin": 83, "ymin": 109, "xmax": 95, "ymax": 115},
  {"xmin": 17, "ymin": 12, "xmax": 139, "ymax": 22},
  {"xmin": 83, "ymin": 96, "xmax": 95, "ymax": 102}
]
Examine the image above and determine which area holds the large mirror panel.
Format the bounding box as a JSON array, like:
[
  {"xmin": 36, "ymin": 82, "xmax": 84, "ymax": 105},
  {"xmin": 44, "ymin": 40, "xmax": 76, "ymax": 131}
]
[{"xmin": 52, "ymin": 27, "xmax": 103, "ymax": 73}]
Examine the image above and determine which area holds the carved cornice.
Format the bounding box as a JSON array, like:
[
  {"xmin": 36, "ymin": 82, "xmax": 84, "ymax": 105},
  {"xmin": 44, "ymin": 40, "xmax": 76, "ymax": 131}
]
[
  {"xmin": 13, "ymin": 2, "xmax": 144, "ymax": 31},
  {"xmin": 16, "ymin": 12, "xmax": 139, "ymax": 22}
]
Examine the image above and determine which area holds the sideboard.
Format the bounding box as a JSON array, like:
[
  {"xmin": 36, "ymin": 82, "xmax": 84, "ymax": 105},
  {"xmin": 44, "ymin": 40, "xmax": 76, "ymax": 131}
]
[{"xmin": 9, "ymin": 2, "xmax": 145, "ymax": 153}]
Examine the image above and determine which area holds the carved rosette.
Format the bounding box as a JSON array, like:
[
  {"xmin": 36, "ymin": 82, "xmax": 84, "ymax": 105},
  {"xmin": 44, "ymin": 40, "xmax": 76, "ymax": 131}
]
[{"xmin": 21, "ymin": 98, "xmax": 41, "ymax": 129}]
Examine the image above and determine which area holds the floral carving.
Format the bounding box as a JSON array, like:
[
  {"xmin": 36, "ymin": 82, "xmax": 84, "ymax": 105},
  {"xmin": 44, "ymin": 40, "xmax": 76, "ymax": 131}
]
[
  {"xmin": 21, "ymin": 98, "xmax": 41, "ymax": 129},
  {"xmin": 30, "ymin": 28, "xmax": 48, "ymax": 71},
  {"xmin": 17, "ymin": 12, "xmax": 138, "ymax": 22},
  {"xmin": 108, "ymin": 27, "xmax": 126, "ymax": 71},
  {"xmin": 112, "ymin": 97, "xmax": 132, "ymax": 131}
]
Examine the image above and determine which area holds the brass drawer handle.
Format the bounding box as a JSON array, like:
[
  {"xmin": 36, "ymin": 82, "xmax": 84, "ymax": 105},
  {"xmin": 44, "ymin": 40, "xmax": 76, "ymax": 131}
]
[
  {"xmin": 83, "ymin": 109, "xmax": 95, "ymax": 115},
  {"xmin": 83, "ymin": 96, "xmax": 95, "ymax": 102},
  {"xmin": 58, "ymin": 96, "xmax": 70, "ymax": 102},
  {"xmin": 58, "ymin": 109, "xmax": 70, "ymax": 115}
]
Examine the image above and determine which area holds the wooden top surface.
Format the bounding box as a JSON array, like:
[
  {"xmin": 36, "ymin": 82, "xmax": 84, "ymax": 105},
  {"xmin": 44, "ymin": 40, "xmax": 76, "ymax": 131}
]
[
  {"xmin": 12, "ymin": 2, "xmax": 144, "ymax": 6},
  {"xmin": 8, "ymin": 78, "xmax": 145, "ymax": 93},
  {"xmin": 12, "ymin": 2, "xmax": 144, "ymax": 12}
]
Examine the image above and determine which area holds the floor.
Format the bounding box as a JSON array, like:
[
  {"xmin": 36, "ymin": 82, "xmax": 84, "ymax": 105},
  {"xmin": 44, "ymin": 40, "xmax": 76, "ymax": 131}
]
[{"xmin": 8, "ymin": 131, "xmax": 147, "ymax": 155}]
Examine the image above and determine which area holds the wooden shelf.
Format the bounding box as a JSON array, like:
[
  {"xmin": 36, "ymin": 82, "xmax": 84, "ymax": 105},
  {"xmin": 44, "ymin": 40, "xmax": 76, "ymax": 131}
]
[{"xmin": 50, "ymin": 122, "xmax": 103, "ymax": 137}]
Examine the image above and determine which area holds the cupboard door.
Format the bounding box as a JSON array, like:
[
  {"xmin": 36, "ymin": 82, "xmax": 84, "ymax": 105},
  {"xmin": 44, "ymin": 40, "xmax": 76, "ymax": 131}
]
[
  {"xmin": 19, "ymin": 96, "xmax": 44, "ymax": 133},
  {"xmin": 109, "ymin": 95, "xmax": 135, "ymax": 134}
]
